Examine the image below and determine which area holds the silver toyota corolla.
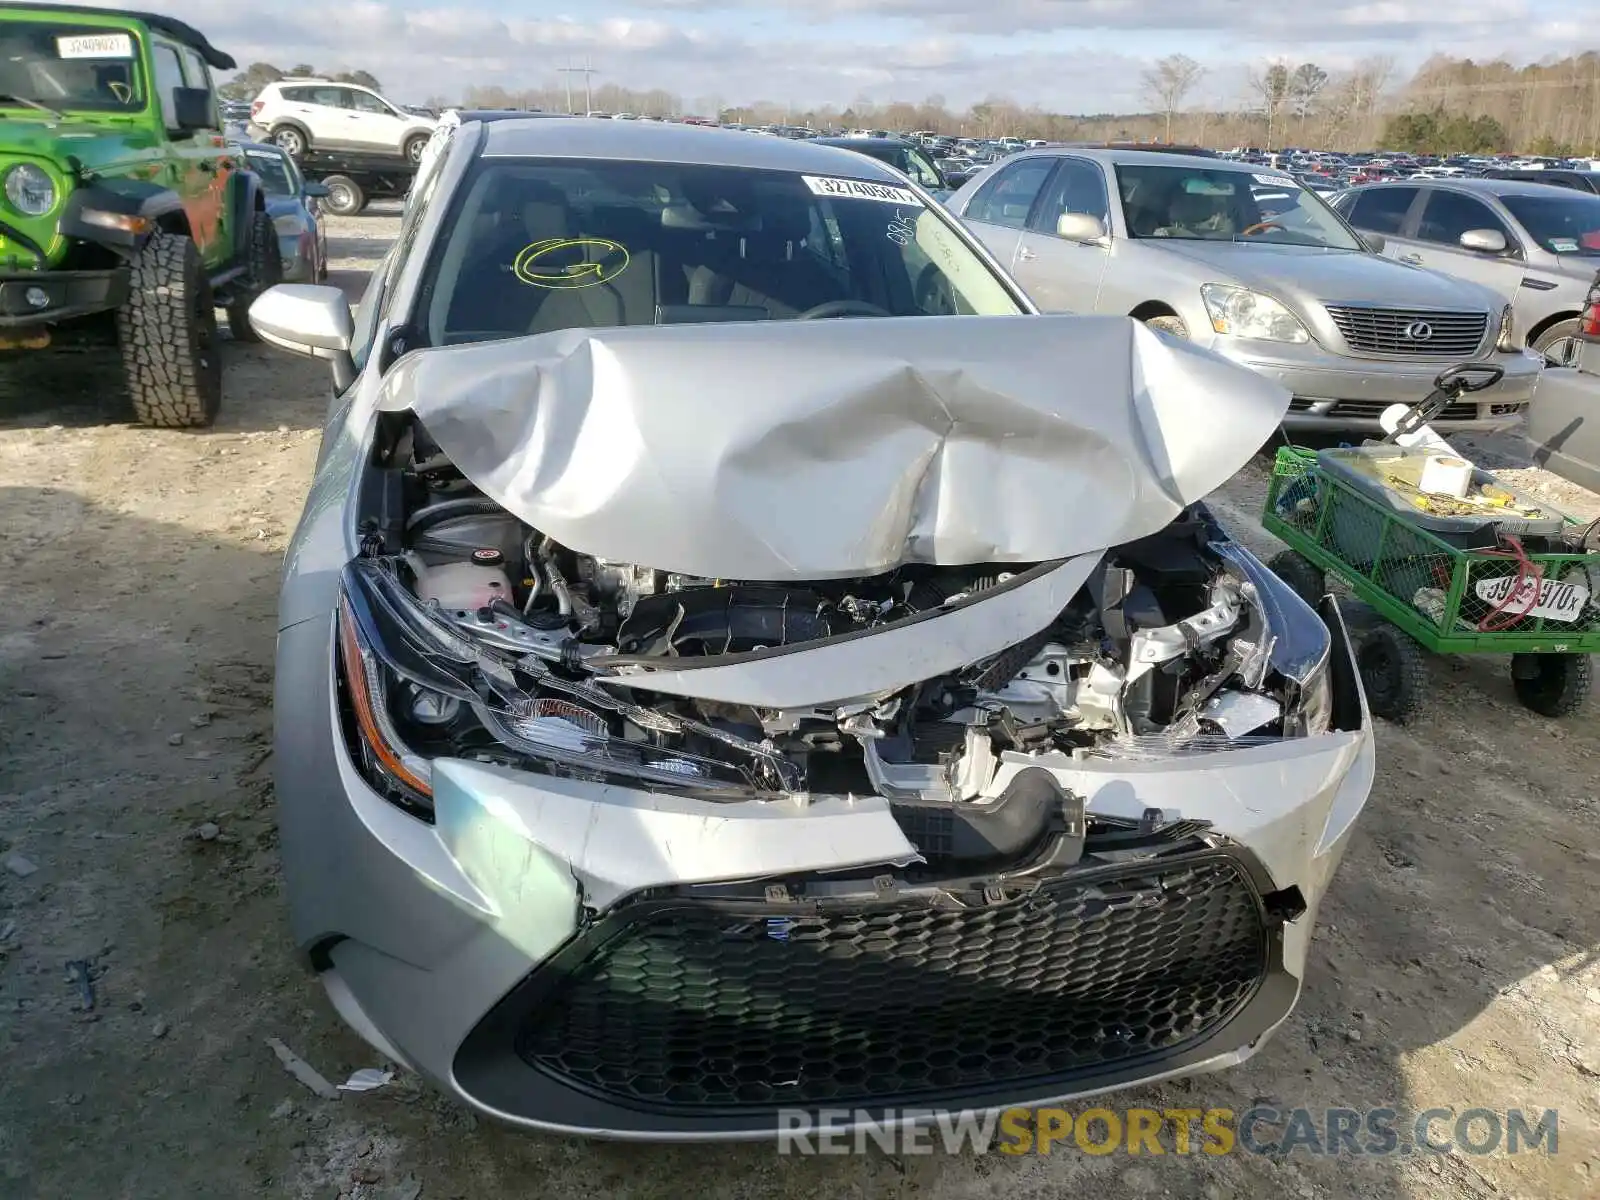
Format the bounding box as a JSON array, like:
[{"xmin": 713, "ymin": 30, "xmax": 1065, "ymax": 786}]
[{"xmin": 252, "ymin": 118, "xmax": 1374, "ymax": 1140}]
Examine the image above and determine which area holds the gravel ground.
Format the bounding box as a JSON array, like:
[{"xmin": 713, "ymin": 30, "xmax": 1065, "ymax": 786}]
[{"xmin": 2, "ymin": 209, "xmax": 1598, "ymax": 1200}]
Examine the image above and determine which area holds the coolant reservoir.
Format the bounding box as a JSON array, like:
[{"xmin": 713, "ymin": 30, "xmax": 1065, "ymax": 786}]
[{"xmin": 415, "ymin": 549, "xmax": 512, "ymax": 612}]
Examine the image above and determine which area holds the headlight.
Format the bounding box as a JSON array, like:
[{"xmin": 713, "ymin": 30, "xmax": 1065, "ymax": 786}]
[
  {"xmin": 1496, "ymin": 303, "xmax": 1517, "ymax": 352},
  {"xmin": 335, "ymin": 560, "xmax": 779, "ymax": 814},
  {"xmin": 1292, "ymin": 653, "xmax": 1334, "ymax": 737},
  {"xmin": 5, "ymin": 163, "xmax": 56, "ymax": 217},
  {"xmin": 1200, "ymin": 283, "xmax": 1310, "ymax": 343}
]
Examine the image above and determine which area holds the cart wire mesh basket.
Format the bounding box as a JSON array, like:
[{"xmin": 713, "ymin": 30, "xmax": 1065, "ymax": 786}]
[{"xmin": 1263, "ymin": 446, "xmax": 1600, "ymax": 655}]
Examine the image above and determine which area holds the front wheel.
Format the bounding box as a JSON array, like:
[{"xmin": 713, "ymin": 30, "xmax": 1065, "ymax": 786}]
[
  {"xmin": 1511, "ymin": 653, "xmax": 1591, "ymax": 717},
  {"xmin": 1532, "ymin": 318, "xmax": 1584, "ymax": 368},
  {"xmin": 226, "ymin": 210, "xmax": 282, "ymax": 342},
  {"xmin": 403, "ymin": 134, "xmax": 430, "ymax": 164},
  {"xmin": 1142, "ymin": 313, "xmax": 1189, "ymax": 338},
  {"xmin": 1356, "ymin": 625, "xmax": 1428, "ymax": 724},
  {"xmin": 320, "ymin": 174, "xmax": 365, "ymax": 217},
  {"xmin": 116, "ymin": 233, "xmax": 222, "ymax": 428}
]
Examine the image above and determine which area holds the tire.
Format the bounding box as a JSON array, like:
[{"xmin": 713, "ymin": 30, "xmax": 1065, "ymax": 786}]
[
  {"xmin": 116, "ymin": 233, "xmax": 222, "ymax": 428},
  {"xmin": 320, "ymin": 174, "xmax": 365, "ymax": 217},
  {"xmin": 1142, "ymin": 313, "xmax": 1189, "ymax": 338},
  {"xmin": 1356, "ymin": 625, "xmax": 1428, "ymax": 724},
  {"xmin": 403, "ymin": 134, "xmax": 429, "ymax": 164},
  {"xmin": 1266, "ymin": 550, "xmax": 1327, "ymax": 610},
  {"xmin": 226, "ymin": 209, "xmax": 282, "ymax": 342},
  {"xmin": 1532, "ymin": 318, "xmax": 1583, "ymax": 368},
  {"xmin": 1511, "ymin": 653, "xmax": 1591, "ymax": 717},
  {"xmin": 271, "ymin": 124, "xmax": 307, "ymax": 158}
]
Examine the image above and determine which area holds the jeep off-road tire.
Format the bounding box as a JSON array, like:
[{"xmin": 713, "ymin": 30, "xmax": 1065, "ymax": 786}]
[
  {"xmin": 116, "ymin": 233, "xmax": 222, "ymax": 428},
  {"xmin": 320, "ymin": 174, "xmax": 365, "ymax": 217},
  {"xmin": 227, "ymin": 210, "xmax": 282, "ymax": 342}
]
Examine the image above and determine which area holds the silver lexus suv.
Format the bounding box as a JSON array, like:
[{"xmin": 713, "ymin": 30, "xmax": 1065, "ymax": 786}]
[{"xmin": 947, "ymin": 148, "xmax": 1544, "ymax": 434}]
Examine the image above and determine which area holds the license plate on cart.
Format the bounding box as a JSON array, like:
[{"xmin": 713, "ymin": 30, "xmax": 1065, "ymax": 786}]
[{"xmin": 1473, "ymin": 575, "xmax": 1590, "ymax": 622}]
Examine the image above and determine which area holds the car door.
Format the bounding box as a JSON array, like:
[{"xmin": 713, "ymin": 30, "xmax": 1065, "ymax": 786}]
[
  {"xmin": 1012, "ymin": 156, "xmax": 1111, "ymax": 312},
  {"xmin": 176, "ymin": 46, "xmax": 232, "ymax": 270},
  {"xmin": 1402, "ymin": 187, "xmax": 1524, "ymax": 301},
  {"xmin": 347, "ymin": 89, "xmax": 407, "ymax": 152},
  {"xmin": 150, "ymin": 40, "xmax": 222, "ymax": 262},
  {"xmin": 953, "ymin": 156, "xmax": 1059, "ymax": 271},
  {"xmin": 1336, "ymin": 185, "xmax": 1423, "ymax": 263}
]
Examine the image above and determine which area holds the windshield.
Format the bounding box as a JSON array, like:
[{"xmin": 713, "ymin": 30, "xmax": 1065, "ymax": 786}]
[
  {"xmin": 1114, "ymin": 163, "xmax": 1363, "ymax": 249},
  {"xmin": 239, "ymin": 148, "xmax": 297, "ymax": 197},
  {"xmin": 1500, "ymin": 193, "xmax": 1600, "ymax": 255},
  {"xmin": 0, "ymin": 23, "xmax": 144, "ymax": 112},
  {"xmin": 418, "ymin": 158, "xmax": 1024, "ymax": 347}
]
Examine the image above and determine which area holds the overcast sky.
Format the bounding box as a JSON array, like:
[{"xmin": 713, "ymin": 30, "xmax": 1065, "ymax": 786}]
[{"xmin": 73, "ymin": 0, "xmax": 1588, "ymax": 112}]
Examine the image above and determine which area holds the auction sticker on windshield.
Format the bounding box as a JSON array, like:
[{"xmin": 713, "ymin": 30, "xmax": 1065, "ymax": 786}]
[
  {"xmin": 803, "ymin": 176, "xmax": 924, "ymax": 205},
  {"xmin": 1253, "ymin": 173, "xmax": 1298, "ymax": 188},
  {"xmin": 1474, "ymin": 575, "xmax": 1589, "ymax": 622},
  {"xmin": 57, "ymin": 33, "xmax": 134, "ymax": 58}
]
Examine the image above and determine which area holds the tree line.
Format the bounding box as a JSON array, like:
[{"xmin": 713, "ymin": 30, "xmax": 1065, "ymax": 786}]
[{"xmin": 218, "ymin": 50, "xmax": 1600, "ymax": 155}]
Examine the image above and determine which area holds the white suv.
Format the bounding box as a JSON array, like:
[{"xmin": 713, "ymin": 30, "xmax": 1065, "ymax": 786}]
[{"xmin": 249, "ymin": 80, "xmax": 436, "ymax": 163}]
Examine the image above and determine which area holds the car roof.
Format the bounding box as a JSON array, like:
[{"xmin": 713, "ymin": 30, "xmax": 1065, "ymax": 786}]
[
  {"xmin": 1354, "ymin": 176, "xmax": 1597, "ymax": 199},
  {"xmin": 6, "ymin": 2, "xmax": 235, "ymax": 68},
  {"xmin": 995, "ymin": 146, "xmax": 1257, "ymax": 171},
  {"xmin": 478, "ymin": 118, "xmax": 905, "ymax": 180},
  {"xmin": 813, "ymin": 136, "xmax": 913, "ymax": 147}
]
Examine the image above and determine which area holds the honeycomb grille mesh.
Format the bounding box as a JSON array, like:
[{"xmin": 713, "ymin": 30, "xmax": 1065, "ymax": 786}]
[{"xmin": 516, "ymin": 857, "xmax": 1268, "ymax": 1110}]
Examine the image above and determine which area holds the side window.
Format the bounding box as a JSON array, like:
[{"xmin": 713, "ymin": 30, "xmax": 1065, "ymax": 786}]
[
  {"xmin": 901, "ymin": 148, "xmax": 944, "ymax": 190},
  {"xmin": 1345, "ymin": 187, "xmax": 1419, "ymax": 235},
  {"xmin": 151, "ymin": 44, "xmax": 184, "ymax": 128},
  {"xmin": 350, "ymin": 90, "xmax": 391, "ymax": 115},
  {"xmin": 1416, "ymin": 191, "xmax": 1514, "ymax": 249},
  {"xmin": 280, "ymin": 86, "xmax": 309, "ymax": 103},
  {"xmin": 1031, "ymin": 158, "xmax": 1108, "ymax": 235},
  {"xmin": 965, "ymin": 158, "xmax": 1057, "ymax": 229},
  {"xmin": 176, "ymin": 48, "xmax": 216, "ymax": 127},
  {"xmin": 307, "ymin": 87, "xmax": 348, "ymax": 108}
]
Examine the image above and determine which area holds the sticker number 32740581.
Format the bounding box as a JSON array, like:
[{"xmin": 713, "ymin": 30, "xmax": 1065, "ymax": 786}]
[{"xmin": 803, "ymin": 176, "xmax": 924, "ymax": 206}]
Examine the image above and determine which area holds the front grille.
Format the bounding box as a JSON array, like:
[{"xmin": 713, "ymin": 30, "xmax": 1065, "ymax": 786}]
[
  {"xmin": 515, "ymin": 855, "xmax": 1269, "ymax": 1111},
  {"xmin": 1287, "ymin": 398, "xmax": 1526, "ymax": 421},
  {"xmin": 1326, "ymin": 304, "xmax": 1488, "ymax": 357}
]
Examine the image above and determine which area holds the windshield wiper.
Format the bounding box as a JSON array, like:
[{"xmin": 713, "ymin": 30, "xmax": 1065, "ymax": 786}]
[{"xmin": 0, "ymin": 94, "xmax": 66, "ymax": 120}]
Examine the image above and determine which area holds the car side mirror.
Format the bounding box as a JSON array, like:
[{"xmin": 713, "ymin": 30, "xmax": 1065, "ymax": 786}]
[
  {"xmin": 172, "ymin": 87, "xmax": 214, "ymax": 133},
  {"xmin": 250, "ymin": 284, "xmax": 356, "ymax": 389},
  {"xmin": 1056, "ymin": 212, "xmax": 1108, "ymax": 242},
  {"xmin": 1360, "ymin": 231, "xmax": 1387, "ymax": 254},
  {"xmin": 1460, "ymin": 228, "xmax": 1508, "ymax": 254},
  {"xmin": 302, "ymin": 181, "xmax": 331, "ymax": 198}
]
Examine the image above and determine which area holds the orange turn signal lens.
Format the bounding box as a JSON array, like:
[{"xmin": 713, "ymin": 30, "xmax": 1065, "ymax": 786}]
[{"xmin": 337, "ymin": 600, "xmax": 433, "ymax": 799}]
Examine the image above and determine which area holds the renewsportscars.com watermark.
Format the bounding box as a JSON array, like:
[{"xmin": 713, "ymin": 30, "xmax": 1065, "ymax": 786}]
[{"xmin": 777, "ymin": 1106, "xmax": 1560, "ymax": 1157}]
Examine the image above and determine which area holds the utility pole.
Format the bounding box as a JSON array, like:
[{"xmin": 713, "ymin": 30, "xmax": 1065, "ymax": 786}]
[{"xmin": 558, "ymin": 59, "xmax": 597, "ymax": 114}]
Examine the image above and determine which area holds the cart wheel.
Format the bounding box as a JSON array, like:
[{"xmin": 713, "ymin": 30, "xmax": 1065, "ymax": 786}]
[
  {"xmin": 1357, "ymin": 626, "xmax": 1428, "ymax": 724},
  {"xmin": 1511, "ymin": 653, "xmax": 1592, "ymax": 717},
  {"xmin": 1266, "ymin": 550, "xmax": 1327, "ymax": 609}
]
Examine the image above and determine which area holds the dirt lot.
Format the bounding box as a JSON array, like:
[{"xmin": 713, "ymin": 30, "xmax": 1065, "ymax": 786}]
[{"xmin": 2, "ymin": 210, "xmax": 1598, "ymax": 1200}]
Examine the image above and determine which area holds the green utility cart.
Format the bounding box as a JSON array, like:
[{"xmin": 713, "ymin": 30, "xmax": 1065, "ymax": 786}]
[{"xmin": 1263, "ymin": 367, "xmax": 1599, "ymax": 722}]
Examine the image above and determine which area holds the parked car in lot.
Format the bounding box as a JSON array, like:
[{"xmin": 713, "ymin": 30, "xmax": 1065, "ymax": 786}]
[
  {"xmin": 811, "ymin": 135, "xmax": 951, "ymax": 199},
  {"xmin": 1477, "ymin": 168, "xmax": 1600, "ymax": 195},
  {"xmin": 0, "ymin": 1, "xmax": 280, "ymax": 426},
  {"xmin": 228, "ymin": 141, "xmax": 329, "ymax": 285},
  {"xmin": 1331, "ymin": 178, "xmax": 1600, "ymax": 366},
  {"xmin": 1527, "ymin": 268, "xmax": 1600, "ymax": 491},
  {"xmin": 246, "ymin": 118, "xmax": 1372, "ymax": 1139},
  {"xmin": 947, "ymin": 149, "xmax": 1542, "ymax": 434},
  {"xmin": 249, "ymin": 78, "xmax": 436, "ymax": 163}
]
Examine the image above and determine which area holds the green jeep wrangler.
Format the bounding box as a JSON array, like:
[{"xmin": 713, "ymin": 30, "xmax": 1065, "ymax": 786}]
[{"xmin": 0, "ymin": 4, "xmax": 281, "ymax": 427}]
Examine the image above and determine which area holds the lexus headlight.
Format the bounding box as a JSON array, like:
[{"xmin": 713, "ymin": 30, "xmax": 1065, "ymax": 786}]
[
  {"xmin": 1200, "ymin": 283, "xmax": 1310, "ymax": 343},
  {"xmin": 1495, "ymin": 303, "xmax": 1516, "ymax": 352},
  {"xmin": 5, "ymin": 163, "xmax": 56, "ymax": 217}
]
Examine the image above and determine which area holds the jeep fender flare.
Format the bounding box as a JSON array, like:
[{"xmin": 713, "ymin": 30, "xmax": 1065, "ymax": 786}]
[
  {"xmin": 59, "ymin": 182, "xmax": 188, "ymax": 257},
  {"xmin": 228, "ymin": 168, "xmax": 266, "ymax": 265}
]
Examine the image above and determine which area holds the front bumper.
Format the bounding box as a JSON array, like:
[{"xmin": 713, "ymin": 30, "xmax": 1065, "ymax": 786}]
[
  {"xmin": 274, "ymin": 602, "xmax": 1374, "ymax": 1140},
  {"xmin": 1205, "ymin": 337, "xmax": 1543, "ymax": 433},
  {"xmin": 0, "ymin": 267, "xmax": 128, "ymax": 329}
]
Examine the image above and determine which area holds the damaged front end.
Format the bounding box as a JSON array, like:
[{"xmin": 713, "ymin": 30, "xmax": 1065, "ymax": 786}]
[{"xmin": 311, "ymin": 316, "xmax": 1373, "ymax": 1136}]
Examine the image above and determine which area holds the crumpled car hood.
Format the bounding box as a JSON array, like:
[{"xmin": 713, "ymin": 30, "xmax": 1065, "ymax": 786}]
[{"xmin": 376, "ymin": 314, "xmax": 1290, "ymax": 580}]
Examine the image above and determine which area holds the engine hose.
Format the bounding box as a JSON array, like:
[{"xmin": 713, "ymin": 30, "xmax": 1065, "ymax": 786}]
[{"xmin": 404, "ymin": 496, "xmax": 502, "ymax": 534}]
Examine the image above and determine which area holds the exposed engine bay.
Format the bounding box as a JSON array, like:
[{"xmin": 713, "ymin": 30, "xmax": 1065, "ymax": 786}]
[{"xmin": 338, "ymin": 418, "xmax": 1333, "ymax": 813}]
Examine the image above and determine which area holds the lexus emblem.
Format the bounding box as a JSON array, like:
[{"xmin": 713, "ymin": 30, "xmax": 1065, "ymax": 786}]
[{"xmin": 1402, "ymin": 321, "xmax": 1435, "ymax": 341}]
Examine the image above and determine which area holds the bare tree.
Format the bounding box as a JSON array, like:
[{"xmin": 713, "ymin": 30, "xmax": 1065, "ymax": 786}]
[
  {"xmin": 1289, "ymin": 62, "xmax": 1329, "ymax": 140},
  {"xmin": 1141, "ymin": 53, "xmax": 1205, "ymax": 143},
  {"xmin": 1250, "ymin": 59, "xmax": 1292, "ymax": 149}
]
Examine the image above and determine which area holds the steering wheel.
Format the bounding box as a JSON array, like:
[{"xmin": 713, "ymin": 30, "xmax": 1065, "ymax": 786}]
[
  {"xmin": 1240, "ymin": 221, "xmax": 1286, "ymax": 237},
  {"xmin": 796, "ymin": 299, "xmax": 893, "ymax": 320}
]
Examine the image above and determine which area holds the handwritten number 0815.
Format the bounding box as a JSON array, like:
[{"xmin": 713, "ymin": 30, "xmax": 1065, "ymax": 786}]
[{"xmin": 887, "ymin": 211, "xmax": 917, "ymax": 246}]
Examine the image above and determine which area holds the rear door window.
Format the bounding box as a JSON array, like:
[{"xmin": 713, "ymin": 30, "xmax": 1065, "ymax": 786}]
[{"xmin": 1344, "ymin": 187, "xmax": 1420, "ymax": 235}]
